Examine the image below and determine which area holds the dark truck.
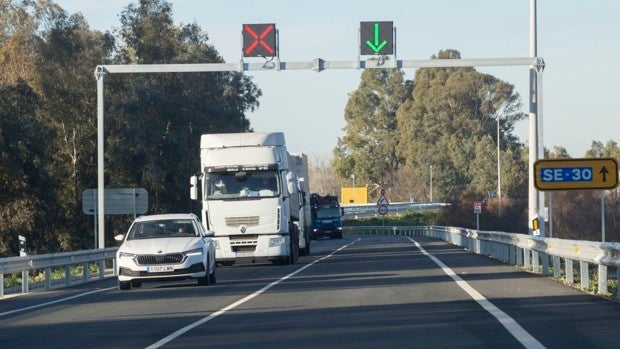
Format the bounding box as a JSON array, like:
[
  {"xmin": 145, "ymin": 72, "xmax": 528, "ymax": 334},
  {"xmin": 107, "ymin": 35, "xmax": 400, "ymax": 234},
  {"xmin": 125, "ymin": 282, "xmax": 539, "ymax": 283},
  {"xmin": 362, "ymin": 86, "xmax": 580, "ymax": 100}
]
[{"xmin": 309, "ymin": 193, "xmax": 343, "ymax": 239}]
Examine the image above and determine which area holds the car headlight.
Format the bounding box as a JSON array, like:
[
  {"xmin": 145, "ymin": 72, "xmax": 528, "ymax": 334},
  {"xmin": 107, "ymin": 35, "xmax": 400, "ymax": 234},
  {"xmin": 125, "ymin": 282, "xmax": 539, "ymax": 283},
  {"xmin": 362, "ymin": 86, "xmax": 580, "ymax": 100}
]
[
  {"xmin": 184, "ymin": 248, "xmax": 203, "ymax": 256},
  {"xmin": 119, "ymin": 251, "xmax": 136, "ymax": 258},
  {"xmin": 269, "ymin": 237, "xmax": 286, "ymax": 247}
]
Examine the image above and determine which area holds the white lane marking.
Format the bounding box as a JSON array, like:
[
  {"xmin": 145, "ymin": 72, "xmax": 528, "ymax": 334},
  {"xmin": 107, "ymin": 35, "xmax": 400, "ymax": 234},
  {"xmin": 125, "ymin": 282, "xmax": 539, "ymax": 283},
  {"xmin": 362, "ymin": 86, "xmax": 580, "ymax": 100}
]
[
  {"xmin": 406, "ymin": 237, "xmax": 545, "ymax": 349},
  {"xmin": 146, "ymin": 239, "xmax": 359, "ymax": 349},
  {"xmin": 0, "ymin": 286, "xmax": 117, "ymax": 317}
]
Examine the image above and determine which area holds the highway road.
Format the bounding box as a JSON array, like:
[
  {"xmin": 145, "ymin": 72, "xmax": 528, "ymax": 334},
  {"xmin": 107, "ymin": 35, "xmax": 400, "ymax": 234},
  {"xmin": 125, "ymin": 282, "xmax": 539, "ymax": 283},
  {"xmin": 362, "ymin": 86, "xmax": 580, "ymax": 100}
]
[{"xmin": 1, "ymin": 235, "xmax": 620, "ymax": 348}]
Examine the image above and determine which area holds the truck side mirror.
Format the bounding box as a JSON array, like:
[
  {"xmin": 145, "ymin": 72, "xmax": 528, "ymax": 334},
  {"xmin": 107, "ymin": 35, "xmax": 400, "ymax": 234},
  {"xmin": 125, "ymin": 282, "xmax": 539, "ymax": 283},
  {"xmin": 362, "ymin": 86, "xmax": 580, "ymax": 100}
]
[
  {"xmin": 190, "ymin": 175, "xmax": 198, "ymax": 200},
  {"xmin": 286, "ymin": 172, "xmax": 297, "ymax": 196}
]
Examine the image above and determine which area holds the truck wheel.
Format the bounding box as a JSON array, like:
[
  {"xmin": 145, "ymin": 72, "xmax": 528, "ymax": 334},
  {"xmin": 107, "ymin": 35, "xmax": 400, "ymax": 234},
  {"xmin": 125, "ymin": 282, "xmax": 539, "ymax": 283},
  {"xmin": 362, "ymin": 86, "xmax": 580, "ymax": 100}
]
[{"xmin": 301, "ymin": 234, "xmax": 310, "ymax": 256}]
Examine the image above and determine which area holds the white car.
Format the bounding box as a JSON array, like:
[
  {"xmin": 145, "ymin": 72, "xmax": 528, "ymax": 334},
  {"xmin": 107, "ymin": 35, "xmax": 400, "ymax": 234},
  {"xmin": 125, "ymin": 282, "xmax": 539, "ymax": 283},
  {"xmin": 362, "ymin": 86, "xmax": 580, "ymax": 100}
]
[{"xmin": 114, "ymin": 213, "xmax": 217, "ymax": 290}]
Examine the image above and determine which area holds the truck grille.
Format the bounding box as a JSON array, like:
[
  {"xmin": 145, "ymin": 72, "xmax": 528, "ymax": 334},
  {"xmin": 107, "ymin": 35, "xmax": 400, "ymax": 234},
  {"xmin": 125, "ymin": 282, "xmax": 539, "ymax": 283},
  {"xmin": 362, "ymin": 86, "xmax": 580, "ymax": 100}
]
[
  {"xmin": 225, "ymin": 216, "xmax": 260, "ymax": 227},
  {"xmin": 136, "ymin": 253, "xmax": 185, "ymax": 265},
  {"xmin": 229, "ymin": 234, "xmax": 258, "ymax": 246}
]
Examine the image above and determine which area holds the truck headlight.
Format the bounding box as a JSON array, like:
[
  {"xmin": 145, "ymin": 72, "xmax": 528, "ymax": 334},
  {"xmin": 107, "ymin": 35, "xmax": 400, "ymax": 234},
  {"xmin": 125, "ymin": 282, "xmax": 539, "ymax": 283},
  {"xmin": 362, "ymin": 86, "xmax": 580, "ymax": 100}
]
[{"xmin": 269, "ymin": 237, "xmax": 286, "ymax": 247}]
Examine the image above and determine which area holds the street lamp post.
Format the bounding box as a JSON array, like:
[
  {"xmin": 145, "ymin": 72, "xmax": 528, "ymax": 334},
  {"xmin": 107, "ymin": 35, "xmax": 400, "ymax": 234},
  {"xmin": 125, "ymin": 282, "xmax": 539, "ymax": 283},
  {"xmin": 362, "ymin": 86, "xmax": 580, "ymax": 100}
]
[
  {"xmin": 429, "ymin": 165, "xmax": 433, "ymax": 202},
  {"xmin": 496, "ymin": 114, "xmax": 502, "ymax": 218}
]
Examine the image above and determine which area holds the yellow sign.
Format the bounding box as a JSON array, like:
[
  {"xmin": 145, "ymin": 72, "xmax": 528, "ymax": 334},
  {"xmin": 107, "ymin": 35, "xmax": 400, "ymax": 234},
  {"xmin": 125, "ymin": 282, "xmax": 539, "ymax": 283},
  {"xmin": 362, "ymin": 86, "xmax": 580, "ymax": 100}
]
[
  {"xmin": 341, "ymin": 186, "xmax": 368, "ymax": 204},
  {"xmin": 534, "ymin": 158, "xmax": 618, "ymax": 190}
]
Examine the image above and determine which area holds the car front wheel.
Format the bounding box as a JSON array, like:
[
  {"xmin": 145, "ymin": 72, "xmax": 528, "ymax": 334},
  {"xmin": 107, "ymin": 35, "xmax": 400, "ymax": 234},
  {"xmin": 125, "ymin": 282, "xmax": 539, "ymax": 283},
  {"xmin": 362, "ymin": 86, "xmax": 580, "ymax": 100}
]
[
  {"xmin": 208, "ymin": 266, "xmax": 217, "ymax": 284},
  {"xmin": 119, "ymin": 280, "xmax": 131, "ymax": 290}
]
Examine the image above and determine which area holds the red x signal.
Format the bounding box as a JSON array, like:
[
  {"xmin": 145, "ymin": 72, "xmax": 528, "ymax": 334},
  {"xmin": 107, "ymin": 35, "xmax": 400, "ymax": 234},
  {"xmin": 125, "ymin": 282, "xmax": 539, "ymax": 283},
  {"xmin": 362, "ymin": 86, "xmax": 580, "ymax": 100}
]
[{"xmin": 242, "ymin": 23, "xmax": 277, "ymax": 57}]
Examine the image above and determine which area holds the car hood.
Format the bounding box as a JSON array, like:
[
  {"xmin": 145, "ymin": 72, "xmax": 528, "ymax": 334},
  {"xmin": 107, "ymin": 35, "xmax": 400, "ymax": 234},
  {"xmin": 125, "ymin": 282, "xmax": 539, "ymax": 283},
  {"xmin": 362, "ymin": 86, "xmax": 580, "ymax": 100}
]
[{"xmin": 120, "ymin": 237, "xmax": 203, "ymax": 254}]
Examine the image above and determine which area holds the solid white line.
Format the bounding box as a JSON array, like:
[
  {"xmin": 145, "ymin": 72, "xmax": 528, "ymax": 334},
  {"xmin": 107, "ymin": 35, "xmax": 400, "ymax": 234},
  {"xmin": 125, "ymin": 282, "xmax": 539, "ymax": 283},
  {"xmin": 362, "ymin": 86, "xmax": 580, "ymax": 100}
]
[
  {"xmin": 146, "ymin": 239, "xmax": 359, "ymax": 349},
  {"xmin": 0, "ymin": 286, "xmax": 117, "ymax": 317},
  {"xmin": 406, "ymin": 237, "xmax": 545, "ymax": 349}
]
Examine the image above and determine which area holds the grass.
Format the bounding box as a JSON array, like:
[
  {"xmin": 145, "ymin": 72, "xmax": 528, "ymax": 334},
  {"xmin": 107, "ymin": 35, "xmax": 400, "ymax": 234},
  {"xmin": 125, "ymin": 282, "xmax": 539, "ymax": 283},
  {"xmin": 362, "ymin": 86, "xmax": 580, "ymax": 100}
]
[{"xmin": 3, "ymin": 263, "xmax": 104, "ymax": 289}]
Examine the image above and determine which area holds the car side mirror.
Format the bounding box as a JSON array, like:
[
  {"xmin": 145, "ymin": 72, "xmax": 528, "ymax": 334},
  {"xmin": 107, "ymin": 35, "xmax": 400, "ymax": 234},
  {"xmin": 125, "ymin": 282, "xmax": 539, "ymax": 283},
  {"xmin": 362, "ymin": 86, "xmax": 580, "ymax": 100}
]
[
  {"xmin": 204, "ymin": 230, "xmax": 215, "ymax": 237},
  {"xmin": 114, "ymin": 234, "xmax": 125, "ymax": 243}
]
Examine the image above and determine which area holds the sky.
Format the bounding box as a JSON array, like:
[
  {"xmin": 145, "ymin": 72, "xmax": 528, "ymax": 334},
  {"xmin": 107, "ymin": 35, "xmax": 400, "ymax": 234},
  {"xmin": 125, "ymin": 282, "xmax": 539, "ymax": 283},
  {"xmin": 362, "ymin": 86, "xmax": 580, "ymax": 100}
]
[{"xmin": 55, "ymin": 0, "xmax": 620, "ymax": 163}]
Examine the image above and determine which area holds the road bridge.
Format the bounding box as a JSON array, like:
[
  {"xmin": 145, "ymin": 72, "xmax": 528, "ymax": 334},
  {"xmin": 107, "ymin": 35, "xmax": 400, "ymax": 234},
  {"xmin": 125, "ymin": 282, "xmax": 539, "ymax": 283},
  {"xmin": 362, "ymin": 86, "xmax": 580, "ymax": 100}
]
[{"xmin": 1, "ymin": 234, "xmax": 619, "ymax": 348}]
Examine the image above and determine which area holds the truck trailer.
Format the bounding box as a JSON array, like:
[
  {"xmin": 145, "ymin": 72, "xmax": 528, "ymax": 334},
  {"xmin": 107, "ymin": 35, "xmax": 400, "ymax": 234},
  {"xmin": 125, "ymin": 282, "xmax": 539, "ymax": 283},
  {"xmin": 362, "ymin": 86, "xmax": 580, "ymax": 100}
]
[{"xmin": 190, "ymin": 132, "xmax": 309, "ymax": 265}]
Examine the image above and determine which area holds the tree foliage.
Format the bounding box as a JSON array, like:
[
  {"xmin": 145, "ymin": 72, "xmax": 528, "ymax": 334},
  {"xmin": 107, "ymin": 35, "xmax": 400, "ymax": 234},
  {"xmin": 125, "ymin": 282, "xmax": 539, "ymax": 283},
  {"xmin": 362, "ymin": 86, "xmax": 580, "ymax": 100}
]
[
  {"xmin": 0, "ymin": 0, "xmax": 260, "ymax": 255},
  {"xmin": 0, "ymin": 80, "xmax": 58, "ymax": 255},
  {"xmin": 1, "ymin": 1, "xmax": 619, "ymax": 256},
  {"xmin": 395, "ymin": 49, "xmax": 527, "ymax": 202},
  {"xmin": 332, "ymin": 67, "xmax": 411, "ymax": 187}
]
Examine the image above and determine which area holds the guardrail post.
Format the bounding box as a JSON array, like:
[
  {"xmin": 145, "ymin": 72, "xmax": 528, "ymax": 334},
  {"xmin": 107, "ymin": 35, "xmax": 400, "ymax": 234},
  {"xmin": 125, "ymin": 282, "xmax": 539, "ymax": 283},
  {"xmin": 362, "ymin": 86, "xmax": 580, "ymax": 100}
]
[
  {"xmin": 1, "ymin": 274, "xmax": 4, "ymax": 298},
  {"xmin": 516, "ymin": 247, "xmax": 523, "ymax": 266},
  {"xmin": 617, "ymin": 268, "xmax": 620, "ymax": 300},
  {"xmin": 83, "ymin": 262, "xmax": 89, "ymax": 283},
  {"xmin": 45, "ymin": 268, "xmax": 52, "ymax": 289},
  {"xmin": 597, "ymin": 265, "xmax": 607, "ymax": 295},
  {"xmin": 532, "ymin": 251, "xmax": 540, "ymax": 273},
  {"xmin": 580, "ymin": 261, "xmax": 589, "ymax": 290},
  {"xmin": 552, "ymin": 256, "xmax": 561, "ymax": 278},
  {"xmin": 21, "ymin": 270, "xmax": 29, "ymax": 294},
  {"xmin": 99, "ymin": 260, "xmax": 106, "ymax": 278},
  {"xmin": 566, "ymin": 259, "xmax": 574, "ymax": 284},
  {"xmin": 524, "ymin": 249, "xmax": 531, "ymax": 269},
  {"xmin": 113, "ymin": 257, "xmax": 118, "ymax": 276},
  {"xmin": 65, "ymin": 265, "xmax": 71, "ymax": 286},
  {"xmin": 541, "ymin": 252, "xmax": 549, "ymax": 276}
]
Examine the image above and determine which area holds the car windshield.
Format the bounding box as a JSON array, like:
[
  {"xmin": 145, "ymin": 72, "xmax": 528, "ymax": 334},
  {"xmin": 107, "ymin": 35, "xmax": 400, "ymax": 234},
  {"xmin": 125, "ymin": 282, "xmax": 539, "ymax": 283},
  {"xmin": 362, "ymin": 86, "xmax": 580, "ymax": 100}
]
[
  {"xmin": 126, "ymin": 219, "xmax": 200, "ymax": 240},
  {"xmin": 205, "ymin": 170, "xmax": 280, "ymax": 200}
]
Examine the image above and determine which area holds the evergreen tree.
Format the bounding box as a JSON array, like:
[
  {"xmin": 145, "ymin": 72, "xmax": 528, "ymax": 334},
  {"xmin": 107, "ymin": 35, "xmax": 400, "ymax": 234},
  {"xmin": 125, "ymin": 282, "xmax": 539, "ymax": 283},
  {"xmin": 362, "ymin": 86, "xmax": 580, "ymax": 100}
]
[
  {"xmin": 396, "ymin": 49, "xmax": 526, "ymax": 202},
  {"xmin": 102, "ymin": 0, "xmax": 261, "ymax": 230},
  {"xmin": 0, "ymin": 80, "xmax": 58, "ymax": 256},
  {"xmin": 332, "ymin": 67, "xmax": 410, "ymax": 188}
]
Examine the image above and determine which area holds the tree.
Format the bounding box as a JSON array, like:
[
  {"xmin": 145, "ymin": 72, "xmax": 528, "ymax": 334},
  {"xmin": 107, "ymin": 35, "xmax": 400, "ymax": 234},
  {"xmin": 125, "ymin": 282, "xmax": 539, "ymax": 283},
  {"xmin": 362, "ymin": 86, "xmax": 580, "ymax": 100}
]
[
  {"xmin": 308, "ymin": 155, "xmax": 343, "ymax": 196},
  {"xmin": 0, "ymin": 0, "xmax": 39, "ymax": 87},
  {"xmin": 0, "ymin": 0, "xmax": 263, "ymax": 250},
  {"xmin": 396, "ymin": 49, "xmax": 526, "ymax": 202},
  {"xmin": 0, "ymin": 80, "xmax": 58, "ymax": 256},
  {"xmin": 33, "ymin": 1, "xmax": 117, "ymax": 249},
  {"xmin": 548, "ymin": 140, "xmax": 620, "ymax": 241},
  {"xmin": 332, "ymin": 66, "xmax": 411, "ymax": 188},
  {"xmin": 100, "ymin": 0, "xmax": 261, "ymax": 236}
]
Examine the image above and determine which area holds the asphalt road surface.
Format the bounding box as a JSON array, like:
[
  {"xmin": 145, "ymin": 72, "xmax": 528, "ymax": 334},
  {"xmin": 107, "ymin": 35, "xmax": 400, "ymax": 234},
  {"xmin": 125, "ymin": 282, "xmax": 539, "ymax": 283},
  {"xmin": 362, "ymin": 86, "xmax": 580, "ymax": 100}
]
[{"xmin": 1, "ymin": 234, "xmax": 620, "ymax": 348}]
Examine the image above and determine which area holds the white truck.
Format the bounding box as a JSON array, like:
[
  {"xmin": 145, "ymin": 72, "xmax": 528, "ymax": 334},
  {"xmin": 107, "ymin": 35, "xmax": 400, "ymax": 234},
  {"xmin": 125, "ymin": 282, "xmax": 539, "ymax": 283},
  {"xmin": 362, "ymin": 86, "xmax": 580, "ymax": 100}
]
[{"xmin": 190, "ymin": 132, "xmax": 310, "ymax": 265}]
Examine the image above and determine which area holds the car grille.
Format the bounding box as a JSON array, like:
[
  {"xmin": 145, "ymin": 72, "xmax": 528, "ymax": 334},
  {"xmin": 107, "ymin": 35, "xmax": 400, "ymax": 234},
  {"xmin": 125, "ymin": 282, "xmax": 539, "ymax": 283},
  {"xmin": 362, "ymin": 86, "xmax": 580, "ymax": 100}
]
[{"xmin": 136, "ymin": 253, "xmax": 185, "ymax": 265}]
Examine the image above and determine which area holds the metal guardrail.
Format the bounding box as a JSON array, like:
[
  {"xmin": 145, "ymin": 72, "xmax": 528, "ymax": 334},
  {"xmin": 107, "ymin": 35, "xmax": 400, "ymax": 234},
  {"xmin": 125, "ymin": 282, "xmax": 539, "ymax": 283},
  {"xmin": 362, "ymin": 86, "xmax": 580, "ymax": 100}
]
[
  {"xmin": 3, "ymin": 226, "xmax": 620, "ymax": 300},
  {"xmin": 343, "ymin": 226, "xmax": 620, "ymax": 300},
  {"xmin": 342, "ymin": 202, "xmax": 449, "ymax": 218},
  {"xmin": 0, "ymin": 247, "xmax": 118, "ymax": 298}
]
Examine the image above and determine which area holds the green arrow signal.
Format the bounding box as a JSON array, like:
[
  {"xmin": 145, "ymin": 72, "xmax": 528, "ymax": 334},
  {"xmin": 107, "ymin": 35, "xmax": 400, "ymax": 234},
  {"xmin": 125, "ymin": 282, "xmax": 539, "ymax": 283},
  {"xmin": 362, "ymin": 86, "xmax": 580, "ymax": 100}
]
[{"xmin": 366, "ymin": 22, "xmax": 388, "ymax": 53}]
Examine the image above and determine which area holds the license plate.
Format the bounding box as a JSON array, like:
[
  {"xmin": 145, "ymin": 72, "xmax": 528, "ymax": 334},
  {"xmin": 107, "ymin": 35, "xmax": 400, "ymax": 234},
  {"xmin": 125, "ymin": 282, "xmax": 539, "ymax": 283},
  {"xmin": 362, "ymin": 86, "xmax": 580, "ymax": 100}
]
[{"xmin": 147, "ymin": 265, "xmax": 174, "ymax": 273}]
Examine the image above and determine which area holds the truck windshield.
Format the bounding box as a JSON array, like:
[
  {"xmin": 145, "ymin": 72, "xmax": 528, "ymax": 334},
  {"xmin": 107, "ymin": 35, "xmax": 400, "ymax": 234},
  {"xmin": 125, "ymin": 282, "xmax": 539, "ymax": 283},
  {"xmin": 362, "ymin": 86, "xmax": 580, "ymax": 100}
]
[
  {"xmin": 313, "ymin": 207, "xmax": 341, "ymax": 219},
  {"xmin": 205, "ymin": 170, "xmax": 280, "ymax": 200}
]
